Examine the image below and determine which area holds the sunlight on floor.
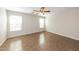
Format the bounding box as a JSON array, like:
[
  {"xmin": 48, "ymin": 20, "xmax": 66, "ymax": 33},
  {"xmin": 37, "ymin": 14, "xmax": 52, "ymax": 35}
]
[
  {"xmin": 9, "ymin": 40, "xmax": 22, "ymax": 51},
  {"xmin": 39, "ymin": 33, "xmax": 45, "ymax": 46}
]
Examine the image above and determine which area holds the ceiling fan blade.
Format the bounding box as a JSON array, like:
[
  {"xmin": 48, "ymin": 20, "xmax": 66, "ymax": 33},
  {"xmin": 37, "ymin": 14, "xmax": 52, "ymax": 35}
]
[
  {"xmin": 32, "ymin": 11, "xmax": 39, "ymax": 14},
  {"xmin": 44, "ymin": 10, "xmax": 51, "ymax": 12},
  {"xmin": 33, "ymin": 10, "xmax": 40, "ymax": 12}
]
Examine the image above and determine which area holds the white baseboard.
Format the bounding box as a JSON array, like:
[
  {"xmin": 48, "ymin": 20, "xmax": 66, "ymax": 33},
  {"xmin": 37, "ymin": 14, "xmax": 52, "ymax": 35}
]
[
  {"xmin": 47, "ymin": 31, "xmax": 79, "ymax": 41},
  {"xmin": 7, "ymin": 31, "xmax": 45, "ymax": 39},
  {"xmin": 0, "ymin": 38, "xmax": 7, "ymax": 47}
]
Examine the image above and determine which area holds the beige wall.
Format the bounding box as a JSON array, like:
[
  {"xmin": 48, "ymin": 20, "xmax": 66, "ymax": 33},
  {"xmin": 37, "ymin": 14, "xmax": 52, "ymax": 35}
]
[
  {"xmin": 46, "ymin": 7, "xmax": 79, "ymax": 40},
  {"xmin": 0, "ymin": 8, "xmax": 7, "ymax": 46},
  {"xmin": 7, "ymin": 10, "xmax": 44, "ymax": 38}
]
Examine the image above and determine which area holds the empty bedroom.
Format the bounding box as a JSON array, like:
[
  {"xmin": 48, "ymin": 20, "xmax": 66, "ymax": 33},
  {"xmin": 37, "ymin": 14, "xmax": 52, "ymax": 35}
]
[{"xmin": 0, "ymin": 7, "xmax": 79, "ymax": 51}]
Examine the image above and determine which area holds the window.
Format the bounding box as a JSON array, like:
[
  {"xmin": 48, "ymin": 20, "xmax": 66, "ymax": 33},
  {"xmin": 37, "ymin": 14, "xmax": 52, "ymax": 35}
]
[
  {"xmin": 9, "ymin": 15, "xmax": 22, "ymax": 31},
  {"xmin": 39, "ymin": 18, "xmax": 45, "ymax": 28}
]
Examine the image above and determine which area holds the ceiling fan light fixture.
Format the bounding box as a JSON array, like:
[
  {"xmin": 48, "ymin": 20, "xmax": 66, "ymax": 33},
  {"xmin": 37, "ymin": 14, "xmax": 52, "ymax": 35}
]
[{"xmin": 32, "ymin": 7, "xmax": 51, "ymax": 16}]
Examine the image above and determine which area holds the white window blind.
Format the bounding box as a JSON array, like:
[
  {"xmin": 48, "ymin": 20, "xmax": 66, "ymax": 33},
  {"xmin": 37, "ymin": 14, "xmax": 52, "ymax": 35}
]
[
  {"xmin": 9, "ymin": 15, "xmax": 22, "ymax": 31},
  {"xmin": 39, "ymin": 18, "xmax": 45, "ymax": 28}
]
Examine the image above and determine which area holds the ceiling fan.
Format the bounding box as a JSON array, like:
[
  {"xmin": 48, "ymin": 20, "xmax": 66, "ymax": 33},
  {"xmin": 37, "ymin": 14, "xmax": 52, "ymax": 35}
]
[{"xmin": 32, "ymin": 7, "xmax": 51, "ymax": 15}]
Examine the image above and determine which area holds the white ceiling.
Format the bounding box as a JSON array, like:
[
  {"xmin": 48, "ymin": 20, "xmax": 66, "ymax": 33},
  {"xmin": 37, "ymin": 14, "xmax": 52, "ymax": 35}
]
[
  {"xmin": 5, "ymin": 7, "xmax": 71, "ymax": 16},
  {"xmin": 5, "ymin": 7, "xmax": 39, "ymax": 14}
]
